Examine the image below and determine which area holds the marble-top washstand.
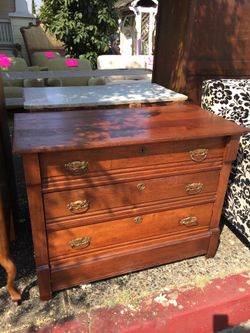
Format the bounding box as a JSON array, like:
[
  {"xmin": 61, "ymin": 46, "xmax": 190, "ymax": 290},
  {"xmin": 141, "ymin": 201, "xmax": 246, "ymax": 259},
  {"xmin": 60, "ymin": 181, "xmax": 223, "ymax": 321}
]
[{"xmin": 23, "ymin": 82, "xmax": 188, "ymax": 110}]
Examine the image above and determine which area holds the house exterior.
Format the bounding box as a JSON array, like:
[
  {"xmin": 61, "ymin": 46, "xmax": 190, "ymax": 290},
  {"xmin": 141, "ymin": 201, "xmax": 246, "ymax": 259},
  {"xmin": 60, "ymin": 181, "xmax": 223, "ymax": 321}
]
[
  {"xmin": 115, "ymin": 0, "xmax": 158, "ymax": 56},
  {"xmin": 0, "ymin": 0, "xmax": 35, "ymax": 60}
]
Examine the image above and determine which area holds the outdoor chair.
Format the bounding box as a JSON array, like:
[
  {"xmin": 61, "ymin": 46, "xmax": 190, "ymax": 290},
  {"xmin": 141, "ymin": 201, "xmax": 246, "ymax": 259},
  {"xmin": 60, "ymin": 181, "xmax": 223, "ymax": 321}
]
[
  {"xmin": 201, "ymin": 79, "xmax": 250, "ymax": 244},
  {"xmin": 30, "ymin": 51, "xmax": 62, "ymax": 68},
  {"xmin": 0, "ymin": 56, "xmax": 45, "ymax": 107},
  {"xmin": 20, "ymin": 22, "xmax": 65, "ymax": 65}
]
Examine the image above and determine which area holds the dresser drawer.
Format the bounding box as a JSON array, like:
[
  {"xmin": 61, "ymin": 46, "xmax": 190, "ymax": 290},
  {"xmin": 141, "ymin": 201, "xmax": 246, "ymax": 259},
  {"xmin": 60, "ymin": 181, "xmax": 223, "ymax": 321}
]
[
  {"xmin": 111, "ymin": 138, "xmax": 225, "ymax": 170},
  {"xmin": 40, "ymin": 138, "xmax": 225, "ymax": 182},
  {"xmin": 44, "ymin": 170, "xmax": 219, "ymax": 221},
  {"xmin": 47, "ymin": 203, "xmax": 213, "ymax": 260}
]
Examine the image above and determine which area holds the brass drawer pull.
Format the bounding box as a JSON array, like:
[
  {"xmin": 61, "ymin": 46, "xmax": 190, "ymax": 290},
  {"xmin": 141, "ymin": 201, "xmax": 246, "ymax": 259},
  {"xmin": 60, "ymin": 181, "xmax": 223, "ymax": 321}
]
[
  {"xmin": 179, "ymin": 216, "xmax": 198, "ymax": 226},
  {"xmin": 190, "ymin": 149, "xmax": 208, "ymax": 162},
  {"xmin": 134, "ymin": 216, "xmax": 143, "ymax": 224},
  {"xmin": 185, "ymin": 183, "xmax": 203, "ymax": 195},
  {"xmin": 69, "ymin": 237, "xmax": 91, "ymax": 249},
  {"xmin": 64, "ymin": 161, "xmax": 89, "ymax": 174},
  {"xmin": 67, "ymin": 200, "xmax": 90, "ymax": 214},
  {"xmin": 137, "ymin": 183, "xmax": 146, "ymax": 191}
]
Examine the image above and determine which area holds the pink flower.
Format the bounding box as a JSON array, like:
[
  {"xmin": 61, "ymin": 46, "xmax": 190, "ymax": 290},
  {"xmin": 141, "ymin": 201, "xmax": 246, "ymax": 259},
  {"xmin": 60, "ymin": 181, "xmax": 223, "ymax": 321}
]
[
  {"xmin": 65, "ymin": 59, "xmax": 79, "ymax": 67},
  {"xmin": 0, "ymin": 54, "xmax": 11, "ymax": 67},
  {"xmin": 44, "ymin": 51, "xmax": 56, "ymax": 59}
]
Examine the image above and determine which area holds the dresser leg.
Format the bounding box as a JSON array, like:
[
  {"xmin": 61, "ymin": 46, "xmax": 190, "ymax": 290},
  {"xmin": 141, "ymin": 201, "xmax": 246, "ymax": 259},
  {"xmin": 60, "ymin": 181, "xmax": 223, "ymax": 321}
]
[
  {"xmin": 0, "ymin": 256, "xmax": 21, "ymax": 302},
  {"xmin": 206, "ymin": 229, "xmax": 220, "ymax": 258},
  {"xmin": 37, "ymin": 266, "xmax": 52, "ymax": 301},
  {"xmin": 0, "ymin": 209, "xmax": 21, "ymax": 302}
]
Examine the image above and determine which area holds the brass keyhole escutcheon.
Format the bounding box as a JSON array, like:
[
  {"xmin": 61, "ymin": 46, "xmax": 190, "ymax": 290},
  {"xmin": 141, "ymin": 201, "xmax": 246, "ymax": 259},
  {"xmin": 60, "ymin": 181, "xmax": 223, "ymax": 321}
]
[
  {"xmin": 137, "ymin": 183, "xmax": 146, "ymax": 191},
  {"xmin": 134, "ymin": 216, "xmax": 143, "ymax": 224}
]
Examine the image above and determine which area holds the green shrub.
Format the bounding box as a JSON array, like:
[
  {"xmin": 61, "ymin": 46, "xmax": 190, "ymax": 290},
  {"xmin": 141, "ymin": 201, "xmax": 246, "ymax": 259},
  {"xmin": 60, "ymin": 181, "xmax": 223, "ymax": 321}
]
[{"xmin": 39, "ymin": 0, "xmax": 118, "ymax": 66}]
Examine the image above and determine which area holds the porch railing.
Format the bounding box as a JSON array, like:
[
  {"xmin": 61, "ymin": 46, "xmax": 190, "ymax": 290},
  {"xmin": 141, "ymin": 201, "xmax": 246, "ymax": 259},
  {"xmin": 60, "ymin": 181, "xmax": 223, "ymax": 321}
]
[{"xmin": 0, "ymin": 19, "xmax": 13, "ymax": 46}]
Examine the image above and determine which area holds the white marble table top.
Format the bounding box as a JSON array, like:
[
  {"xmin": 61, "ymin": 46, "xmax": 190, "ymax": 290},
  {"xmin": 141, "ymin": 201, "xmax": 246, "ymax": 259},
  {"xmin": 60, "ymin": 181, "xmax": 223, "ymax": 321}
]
[{"xmin": 24, "ymin": 82, "xmax": 188, "ymax": 110}]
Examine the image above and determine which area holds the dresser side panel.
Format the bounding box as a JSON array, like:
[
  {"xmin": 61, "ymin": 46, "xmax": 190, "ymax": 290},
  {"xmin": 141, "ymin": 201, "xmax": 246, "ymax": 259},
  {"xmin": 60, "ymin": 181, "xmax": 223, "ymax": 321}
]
[
  {"xmin": 22, "ymin": 154, "xmax": 52, "ymax": 300},
  {"xmin": 207, "ymin": 136, "xmax": 241, "ymax": 257}
]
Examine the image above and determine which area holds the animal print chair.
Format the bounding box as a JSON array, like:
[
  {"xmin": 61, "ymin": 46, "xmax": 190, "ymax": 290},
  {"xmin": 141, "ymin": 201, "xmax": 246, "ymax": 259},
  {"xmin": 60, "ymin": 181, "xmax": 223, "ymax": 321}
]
[{"xmin": 201, "ymin": 79, "xmax": 250, "ymax": 244}]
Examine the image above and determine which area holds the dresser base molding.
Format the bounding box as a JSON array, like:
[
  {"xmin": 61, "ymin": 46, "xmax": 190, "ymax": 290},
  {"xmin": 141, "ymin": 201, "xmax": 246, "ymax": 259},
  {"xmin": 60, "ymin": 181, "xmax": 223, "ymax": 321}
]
[{"xmin": 50, "ymin": 232, "xmax": 210, "ymax": 295}]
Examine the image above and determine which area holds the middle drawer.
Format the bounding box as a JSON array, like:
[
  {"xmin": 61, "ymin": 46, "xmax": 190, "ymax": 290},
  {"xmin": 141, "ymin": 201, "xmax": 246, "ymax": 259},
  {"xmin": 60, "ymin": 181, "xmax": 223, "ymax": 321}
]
[{"xmin": 44, "ymin": 170, "xmax": 219, "ymax": 221}]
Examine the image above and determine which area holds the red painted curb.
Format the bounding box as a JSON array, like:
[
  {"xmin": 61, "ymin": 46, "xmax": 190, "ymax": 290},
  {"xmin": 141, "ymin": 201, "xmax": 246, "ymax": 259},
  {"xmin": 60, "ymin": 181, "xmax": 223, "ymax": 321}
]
[
  {"xmin": 19, "ymin": 272, "xmax": 250, "ymax": 333},
  {"xmin": 89, "ymin": 272, "xmax": 250, "ymax": 333}
]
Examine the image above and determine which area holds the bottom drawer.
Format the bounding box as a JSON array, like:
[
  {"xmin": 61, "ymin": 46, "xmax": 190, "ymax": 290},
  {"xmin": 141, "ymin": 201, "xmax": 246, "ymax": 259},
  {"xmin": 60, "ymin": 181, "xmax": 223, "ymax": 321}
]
[
  {"xmin": 50, "ymin": 232, "xmax": 210, "ymax": 292},
  {"xmin": 48, "ymin": 203, "xmax": 213, "ymax": 260}
]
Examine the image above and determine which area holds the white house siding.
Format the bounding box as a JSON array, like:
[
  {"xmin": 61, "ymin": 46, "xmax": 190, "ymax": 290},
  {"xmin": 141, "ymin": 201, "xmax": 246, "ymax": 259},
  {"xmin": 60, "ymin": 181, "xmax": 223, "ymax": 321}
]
[
  {"xmin": 0, "ymin": 0, "xmax": 35, "ymax": 62},
  {"xmin": 0, "ymin": 1, "xmax": 14, "ymax": 52},
  {"xmin": 9, "ymin": 16, "xmax": 36, "ymax": 61},
  {"xmin": 0, "ymin": 1, "xmax": 15, "ymax": 19},
  {"xmin": 8, "ymin": 0, "xmax": 35, "ymax": 62}
]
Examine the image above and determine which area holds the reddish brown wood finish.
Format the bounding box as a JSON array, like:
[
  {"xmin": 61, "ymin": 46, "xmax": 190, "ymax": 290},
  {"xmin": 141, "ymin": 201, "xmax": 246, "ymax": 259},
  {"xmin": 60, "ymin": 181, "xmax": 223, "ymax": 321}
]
[
  {"xmin": 43, "ymin": 170, "xmax": 219, "ymax": 221},
  {"xmin": 22, "ymin": 154, "xmax": 52, "ymax": 300},
  {"xmin": 48, "ymin": 203, "xmax": 213, "ymax": 261},
  {"xmin": 51, "ymin": 233, "xmax": 210, "ymax": 291},
  {"xmin": 153, "ymin": 0, "xmax": 250, "ymax": 104},
  {"xmin": 13, "ymin": 104, "xmax": 248, "ymax": 300},
  {"xmin": 13, "ymin": 104, "xmax": 247, "ymax": 153}
]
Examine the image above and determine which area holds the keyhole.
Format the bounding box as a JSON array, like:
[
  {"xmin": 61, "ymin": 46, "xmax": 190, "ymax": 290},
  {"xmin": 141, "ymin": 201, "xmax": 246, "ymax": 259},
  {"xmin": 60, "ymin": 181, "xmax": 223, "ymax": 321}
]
[{"xmin": 140, "ymin": 146, "xmax": 145, "ymax": 154}]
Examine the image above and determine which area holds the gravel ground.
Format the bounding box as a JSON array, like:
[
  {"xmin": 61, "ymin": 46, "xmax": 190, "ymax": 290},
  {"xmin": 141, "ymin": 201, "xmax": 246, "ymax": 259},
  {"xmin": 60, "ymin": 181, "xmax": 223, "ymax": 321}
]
[{"xmin": 0, "ymin": 221, "xmax": 249, "ymax": 333}]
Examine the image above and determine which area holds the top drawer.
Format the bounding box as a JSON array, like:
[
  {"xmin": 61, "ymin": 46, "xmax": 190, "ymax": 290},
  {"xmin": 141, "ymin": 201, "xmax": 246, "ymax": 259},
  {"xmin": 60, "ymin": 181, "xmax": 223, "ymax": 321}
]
[{"xmin": 40, "ymin": 138, "xmax": 225, "ymax": 181}]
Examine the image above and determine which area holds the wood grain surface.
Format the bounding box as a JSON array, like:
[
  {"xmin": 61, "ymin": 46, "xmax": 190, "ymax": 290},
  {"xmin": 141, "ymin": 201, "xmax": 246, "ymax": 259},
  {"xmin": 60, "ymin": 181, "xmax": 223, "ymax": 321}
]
[
  {"xmin": 153, "ymin": 0, "xmax": 250, "ymax": 103},
  {"xmin": 13, "ymin": 104, "xmax": 248, "ymax": 154}
]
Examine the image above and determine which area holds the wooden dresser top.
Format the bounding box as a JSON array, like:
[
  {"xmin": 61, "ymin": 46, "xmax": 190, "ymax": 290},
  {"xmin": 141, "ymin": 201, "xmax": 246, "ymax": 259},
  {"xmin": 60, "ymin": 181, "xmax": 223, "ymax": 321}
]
[{"xmin": 13, "ymin": 103, "xmax": 248, "ymax": 154}]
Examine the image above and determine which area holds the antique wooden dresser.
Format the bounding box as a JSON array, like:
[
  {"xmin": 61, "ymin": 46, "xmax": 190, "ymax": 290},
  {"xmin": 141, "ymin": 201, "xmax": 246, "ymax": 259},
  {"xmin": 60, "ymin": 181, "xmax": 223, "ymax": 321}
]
[{"xmin": 13, "ymin": 103, "xmax": 248, "ymax": 300}]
